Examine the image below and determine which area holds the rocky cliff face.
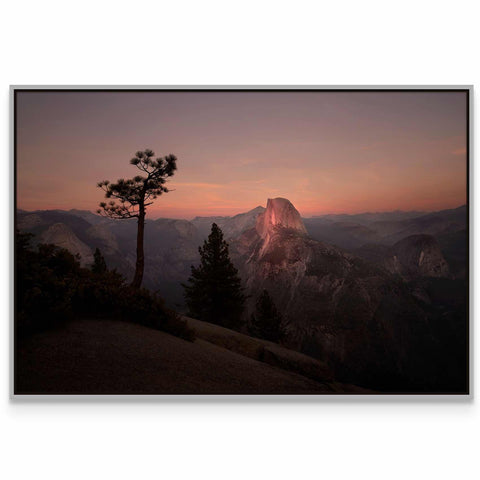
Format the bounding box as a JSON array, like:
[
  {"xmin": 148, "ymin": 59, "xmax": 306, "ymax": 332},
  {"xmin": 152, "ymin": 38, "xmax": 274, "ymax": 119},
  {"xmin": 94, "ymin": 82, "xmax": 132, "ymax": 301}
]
[
  {"xmin": 256, "ymin": 198, "xmax": 307, "ymax": 239},
  {"xmin": 384, "ymin": 234, "xmax": 450, "ymax": 280},
  {"xmin": 191, "ymin": 205, "xmax": 265, "ymax": 240},
  {"xmin": 86, "ymin": 224, "xmax": 120, "ymax": 255},
  {"xmin": 143, "ymin": 218, "xmax": 201, "ymax": 282},
  {"xmin": 254, "ymin": 198, "xmax": 308, "ymax": 258},
  {"xmin": 40, "ymin": 223, "xmax": 94, "ymax": 265}
]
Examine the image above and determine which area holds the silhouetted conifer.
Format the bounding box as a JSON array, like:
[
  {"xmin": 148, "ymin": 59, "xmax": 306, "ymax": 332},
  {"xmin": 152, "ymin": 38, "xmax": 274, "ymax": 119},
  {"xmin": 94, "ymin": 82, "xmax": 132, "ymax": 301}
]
[
  {"xmin": 183, "ymin": 223, "xmax": 245, "ymax": 329},
  {"xmin": 91, "ymin": 248, "xmax": 107, "ymax": 274},
  {"xmin": 97, "ymin": 149, "xmax": 177, "ymax": 288},
  {"xmin": 250, "ymin": 289, "xmax": 284, "ymax": 342}
]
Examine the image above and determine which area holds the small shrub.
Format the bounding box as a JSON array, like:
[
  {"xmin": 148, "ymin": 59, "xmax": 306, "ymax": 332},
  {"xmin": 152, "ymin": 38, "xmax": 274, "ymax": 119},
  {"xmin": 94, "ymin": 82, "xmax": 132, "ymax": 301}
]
[
  {"xmin": 16, "ymin": 233, "xmax": 79, "ymax": 335},
  {"xmin": 160, "ymin": 312, "xmax": 196, "ymax": 342},
  {"xmin": 74, "ymin": 269, "xmax": 126, "ymax": 316},
  {"xmin": 116, "ymin": 287, "xmax": 195, "ymax": 342}
]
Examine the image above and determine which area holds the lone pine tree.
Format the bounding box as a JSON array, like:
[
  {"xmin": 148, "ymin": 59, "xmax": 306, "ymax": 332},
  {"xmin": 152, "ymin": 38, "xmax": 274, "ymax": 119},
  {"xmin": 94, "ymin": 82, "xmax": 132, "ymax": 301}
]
[
  {"xmin": 249, "ymin": 289, "xmax": 284, "ymax": 342},
  {"xmin": 183, "ymin": 223, "xmax": 245, "ymax": 329},
  {"xmin": 97, "ymin": 149, "xmax": 177, "ymax": 289}
]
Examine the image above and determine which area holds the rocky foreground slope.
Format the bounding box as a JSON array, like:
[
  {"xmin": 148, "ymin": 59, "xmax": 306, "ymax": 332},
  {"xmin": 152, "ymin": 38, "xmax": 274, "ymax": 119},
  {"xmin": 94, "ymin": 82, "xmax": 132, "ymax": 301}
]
[{"xmin": 16, "ymin": 318, "xmax": 365, "ymax": 394}]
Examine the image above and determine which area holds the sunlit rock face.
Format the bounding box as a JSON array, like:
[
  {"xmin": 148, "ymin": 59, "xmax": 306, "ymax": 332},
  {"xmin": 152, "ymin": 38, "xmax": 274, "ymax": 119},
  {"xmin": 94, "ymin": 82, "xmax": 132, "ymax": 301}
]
[{"xmin": 256, "ymin": 198, "xmax": 308, "ymax": 239}]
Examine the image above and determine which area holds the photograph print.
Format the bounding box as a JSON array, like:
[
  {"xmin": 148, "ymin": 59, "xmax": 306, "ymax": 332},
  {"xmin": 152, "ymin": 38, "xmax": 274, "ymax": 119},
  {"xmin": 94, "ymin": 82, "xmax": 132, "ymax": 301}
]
[{"xmin": 14, "ymin": 88, "xmax": 469, "ymax": 395}]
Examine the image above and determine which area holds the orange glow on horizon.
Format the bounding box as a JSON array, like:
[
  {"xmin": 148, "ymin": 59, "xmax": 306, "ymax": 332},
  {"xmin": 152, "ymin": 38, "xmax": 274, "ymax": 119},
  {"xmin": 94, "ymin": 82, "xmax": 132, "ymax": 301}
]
[{"xmin": 16, "ymin": 91, "xmax": 467, "ymax": 219}]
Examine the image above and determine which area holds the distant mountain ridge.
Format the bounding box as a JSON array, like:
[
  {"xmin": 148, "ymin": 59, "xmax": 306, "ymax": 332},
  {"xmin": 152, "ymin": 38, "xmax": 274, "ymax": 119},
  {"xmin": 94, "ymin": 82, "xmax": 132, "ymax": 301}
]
[
  {"xmin": 309, "ymin": 210, "xmax": 427, "ymax": 224},
  {"xmin": 303, "ymin": 205, "xmax": 467, "ymax": 251},
  {"xmin": 16, "ymin": 202, "xmax": 467, "ymax": 301},
  {"xmin": 16, "ymin": 205, "xmax": 267, "ymax": 306}
]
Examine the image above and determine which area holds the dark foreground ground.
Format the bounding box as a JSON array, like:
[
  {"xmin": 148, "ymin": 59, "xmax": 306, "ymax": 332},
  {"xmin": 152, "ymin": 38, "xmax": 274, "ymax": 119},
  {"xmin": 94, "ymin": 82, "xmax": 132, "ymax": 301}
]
[{"xmin": 15, "ymin": 318, "xmax": 370, "ymax": 395}]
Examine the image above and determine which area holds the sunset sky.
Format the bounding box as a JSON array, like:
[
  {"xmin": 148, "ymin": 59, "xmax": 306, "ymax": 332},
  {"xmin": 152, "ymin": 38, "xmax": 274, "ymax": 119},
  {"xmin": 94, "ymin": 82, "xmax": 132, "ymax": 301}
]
[{"xmin": 16, "ymin": 90, "xmax": 467, "ymax": 219}]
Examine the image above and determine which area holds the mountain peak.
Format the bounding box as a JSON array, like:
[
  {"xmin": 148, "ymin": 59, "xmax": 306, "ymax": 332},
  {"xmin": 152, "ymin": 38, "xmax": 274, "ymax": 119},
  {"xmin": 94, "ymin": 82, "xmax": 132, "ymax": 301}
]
[{"xmin": 256, "ymin": 198, "xmax": 307, "ymax": 238}]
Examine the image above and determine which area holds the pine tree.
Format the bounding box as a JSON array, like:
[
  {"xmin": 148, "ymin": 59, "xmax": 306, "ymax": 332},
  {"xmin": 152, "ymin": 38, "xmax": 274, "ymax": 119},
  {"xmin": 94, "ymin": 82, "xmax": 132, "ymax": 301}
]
[
  {"xmin": 91, "ymin": 248, "xmax": 107, "ymax": 274},
  {"xmin": 97, "ymin": 149, "xmax": 177, "ymax": 288},
  {"xmin": 249, "ymin": 289, "xmax": 284, "ymax": 342},
  {"xmin": 183, "ymin": 223, "xmax": 245, "ymax": 329}
]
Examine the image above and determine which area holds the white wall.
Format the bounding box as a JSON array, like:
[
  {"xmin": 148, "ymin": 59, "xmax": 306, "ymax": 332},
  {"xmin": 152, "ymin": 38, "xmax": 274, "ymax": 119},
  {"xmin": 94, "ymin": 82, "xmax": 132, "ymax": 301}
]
[{"xmin": 1, "ymin": 2, "xmax": 478, "ymax": 479}]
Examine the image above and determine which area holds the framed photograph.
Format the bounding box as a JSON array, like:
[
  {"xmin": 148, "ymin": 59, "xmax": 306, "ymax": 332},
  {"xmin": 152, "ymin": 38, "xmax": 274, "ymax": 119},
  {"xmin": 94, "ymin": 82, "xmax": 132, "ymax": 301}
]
[{"xmin": 13, "ymin": 87, "xmax": 470, "ymax": 395}]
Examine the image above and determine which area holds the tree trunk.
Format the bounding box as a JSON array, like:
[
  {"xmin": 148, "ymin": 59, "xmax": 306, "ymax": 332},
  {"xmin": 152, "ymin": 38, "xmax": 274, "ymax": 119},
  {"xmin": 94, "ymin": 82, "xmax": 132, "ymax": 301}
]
[{"xmin": 131, "ymin": 208, "xmax": 145, "ymax": 289}]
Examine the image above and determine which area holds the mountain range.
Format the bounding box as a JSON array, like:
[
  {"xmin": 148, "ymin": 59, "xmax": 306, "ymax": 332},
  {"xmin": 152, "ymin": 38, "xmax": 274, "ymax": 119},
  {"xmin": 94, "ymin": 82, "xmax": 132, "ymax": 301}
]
[
  {"xmin": 16, "ymin": 199, "xmax": 468, "ymax": 391},
  {"xmin": 17, "ymin": 201, "xmax": 467, "ymax": 287}
]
